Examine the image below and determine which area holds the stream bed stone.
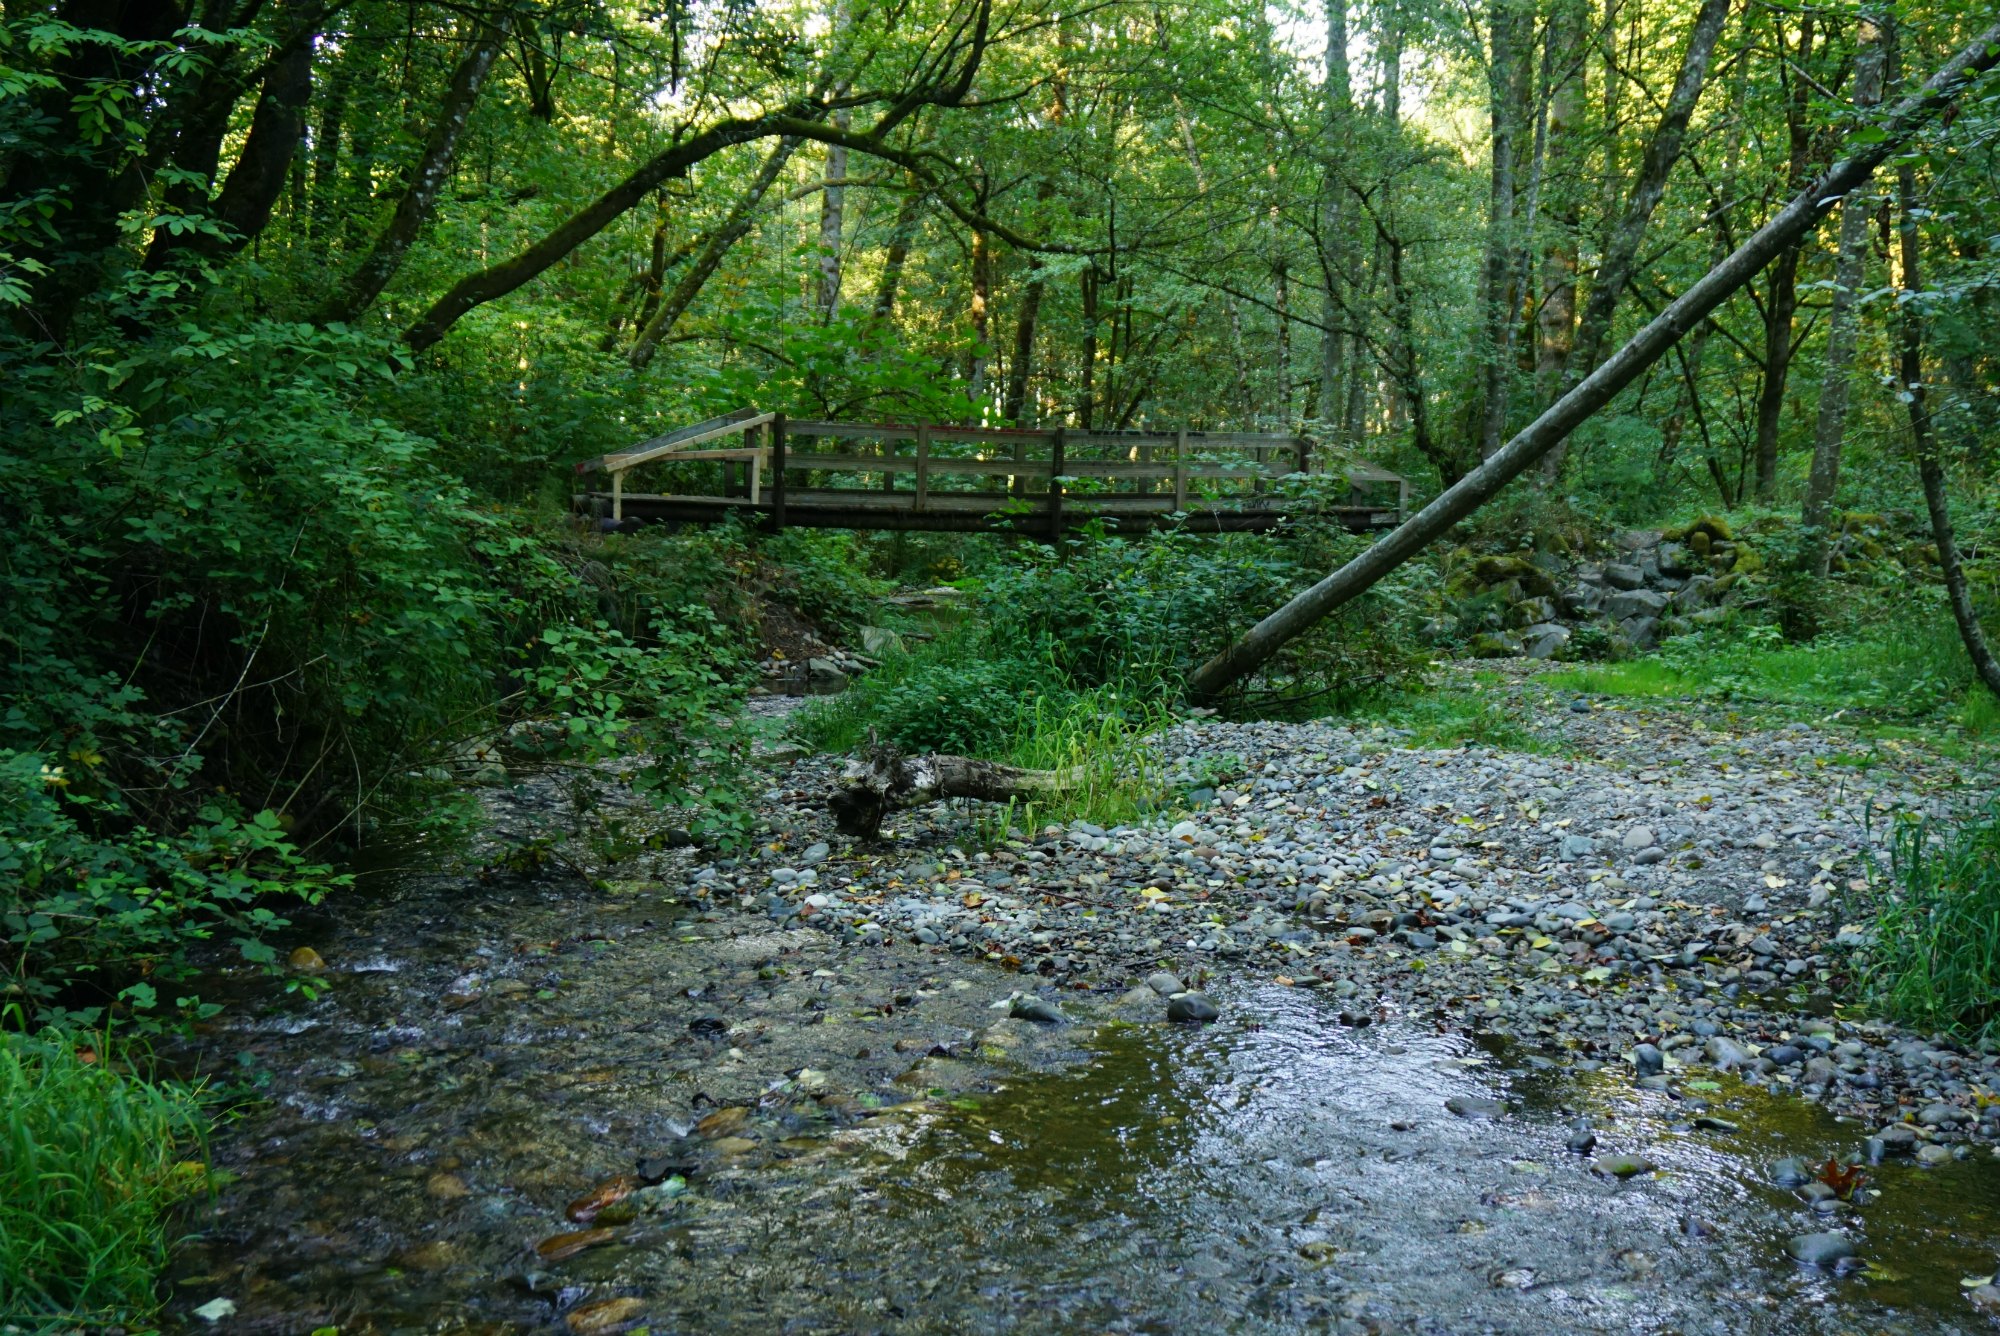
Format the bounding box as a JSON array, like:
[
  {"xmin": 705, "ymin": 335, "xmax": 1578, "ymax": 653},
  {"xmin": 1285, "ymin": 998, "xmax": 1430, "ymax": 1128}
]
[{"xmin": 160, "ymin": 661, "xmax": 2000, "ymax": 1333}]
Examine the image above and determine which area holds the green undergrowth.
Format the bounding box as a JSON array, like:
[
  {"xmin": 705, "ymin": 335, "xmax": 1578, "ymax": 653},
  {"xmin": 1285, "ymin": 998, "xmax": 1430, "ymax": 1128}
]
[
  {"xmin": 1326, "ymin": 680, "xmax": 1565, "ymax": 754},
  {"xmin": 792, "ymin": 639, "xmax": 1172, "ymax": 829},
  {"xmin": 792, "ymin": 524, "xmax": 1432, "ymax": 829},
  {"xmin": 1864, "ymin": 799, "xmax": 2000, "ymax": 1044},
  {"xmin": 1543, "ymin": 615, "xmax": 2000, "ymax": 744},
  {"xmin": 0, "ymin": 1023, "xmax": 209, "ymax": 1329},
  {"xmin": 1541, "ymin": 659, "xmax": 1692, "ymax": 698}
]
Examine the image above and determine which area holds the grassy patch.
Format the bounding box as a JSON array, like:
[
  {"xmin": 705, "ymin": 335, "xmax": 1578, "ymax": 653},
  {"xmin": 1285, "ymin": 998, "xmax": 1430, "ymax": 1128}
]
[
  {"xmin": 1863, "ymin": 799, "xmax": 2000, "ymax": 1043},
  {"xmin": 791, "ymin": 635, "xmax": 1172, "ymax": 831},
  {"xmin": 0, "ymin": 1026, "xmax": 209, "ymax": 1327},
  {"xmin": 1331, "ymin": 684, "xmax": 1561, "ymax": 753},
  {"xmin": 1542, "ymin": 660, "xmax": 1693, "ymax": 697},
  {"xmin": 1548, "ymin": 614, "xmax": 2000, "ymax": 746}
]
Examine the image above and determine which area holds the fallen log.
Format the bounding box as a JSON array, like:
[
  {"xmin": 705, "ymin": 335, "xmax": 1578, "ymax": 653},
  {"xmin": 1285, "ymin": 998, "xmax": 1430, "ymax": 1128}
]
[{"xmin": 830, "ymin": 742, "xmax": 1079, "ymax": 840}]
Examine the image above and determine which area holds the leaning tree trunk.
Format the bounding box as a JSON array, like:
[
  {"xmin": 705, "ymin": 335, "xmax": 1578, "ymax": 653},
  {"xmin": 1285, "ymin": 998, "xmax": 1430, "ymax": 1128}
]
[
  {"xmin": 830, "ymin": 745, "xmax": 1081, "ymax": 841},
  {"xmin": 1182, "ymin": 18, "xmax": 2000, "ymax": 703},
  {"xmin": 1894, "ymin": 92, "xmax": 2000, "ymax": 700},
  {"xmin": 627, "ymin": 135, "xmax": 802, "ymax": 370},
  {"xmin": 318, "ymin": 14, "xmax": 509, "ymax": 322},
  {"xmin": 1543, "ymin": 0, "xmax": 1730, "ymax": 481}
]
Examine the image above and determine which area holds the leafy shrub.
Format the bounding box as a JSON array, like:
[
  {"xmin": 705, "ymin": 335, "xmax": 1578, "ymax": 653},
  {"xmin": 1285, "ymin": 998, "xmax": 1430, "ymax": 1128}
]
[
  {"xmin": 1864, "ymin": 799, "xmax": 2000, "ymax": 1042},
  {"xmin": 758, "ymin": 529, "xmax": 890, "ymax": 638},
  {"xmin": 0, "ymin": 755, "xmax": 338, "ymax": 1025},
  {"xmin": 0, "ymin": 1025, "xmax": 208, "ymax": 1326},
  {"xmin": 0, "ymin": 321, "xmax": 753, "ymax": 1021},
  {"xmin": 793, "ymin": 632, "xmax": 1057, "ymax": 756},
  {"xmin": 974, "ymin": 521, "xmax": 1431, "ymax": 703}
]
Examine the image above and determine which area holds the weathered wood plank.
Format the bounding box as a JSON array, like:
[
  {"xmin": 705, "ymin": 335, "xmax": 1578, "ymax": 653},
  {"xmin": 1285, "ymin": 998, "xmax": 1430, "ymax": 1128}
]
[
  {"xmin": 768, "ymin": 453, "xmax": 1275, "ymax": 481},
  {"xmin": 574, "ymin": 490, "xmax": 1401, "ymax": 535},
  {"xmin": 585, "ymin": 408, "xmax": 774, "ymax": 471}
]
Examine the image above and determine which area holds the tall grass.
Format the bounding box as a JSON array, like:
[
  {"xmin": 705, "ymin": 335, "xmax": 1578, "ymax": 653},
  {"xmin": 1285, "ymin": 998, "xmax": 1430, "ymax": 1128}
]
[
  {"xmin": 1864, "ymin": 800, "xmax": 2000, "ymax": 1043},
  {"xmin": 1542, "ymin": 660, "xmax": 1693, "ymax": 697},
  {"xmin": 1005, "ymin": 689, "xmax": 1171, "ymax": 828},
  {"xmin": 791, "ymin": 634, "xmax": 1172, "ymax": 831},
  {"xmin": 0, "ymin": 1024, "xmax": 209, "ymax": 1326},
  {"xmin": 1331, "ymin": 683, "xmax": 1561, "ymax": 753},
  {"xmin": 1546, "ymin": 614, "xmax": 1996, "ymax": 736}
]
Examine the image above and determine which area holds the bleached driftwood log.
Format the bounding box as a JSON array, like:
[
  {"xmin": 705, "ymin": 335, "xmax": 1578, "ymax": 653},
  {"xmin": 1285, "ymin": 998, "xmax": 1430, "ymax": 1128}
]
[{"xmin": 829, "ymin": 741, "xmax": 1080, "ymax": 840}]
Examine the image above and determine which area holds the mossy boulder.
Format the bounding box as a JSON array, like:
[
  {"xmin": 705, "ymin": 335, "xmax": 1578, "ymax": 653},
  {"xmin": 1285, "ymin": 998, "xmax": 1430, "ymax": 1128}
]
[
  {"xmin": 1667, "ymin": 515, "xmax": 1734, "ymax": 546},
  {"xmin": 1470, "ymin": 630, "xmax": 1525, "ymax": 659},
  {"xmin": 1471, "ymin": 554, "xmax": 1557, "ymax": 599},
  {"xmin": 1508, "ymin": 595, "xmax": 1558, "ymax": 628}
]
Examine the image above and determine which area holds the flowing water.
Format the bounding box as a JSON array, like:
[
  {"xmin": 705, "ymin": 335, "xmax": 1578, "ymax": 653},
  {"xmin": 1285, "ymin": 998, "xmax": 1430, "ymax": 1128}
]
[{"xmin": 166, "ymin": 869, "xmax": 2000, "ymax": 1334}]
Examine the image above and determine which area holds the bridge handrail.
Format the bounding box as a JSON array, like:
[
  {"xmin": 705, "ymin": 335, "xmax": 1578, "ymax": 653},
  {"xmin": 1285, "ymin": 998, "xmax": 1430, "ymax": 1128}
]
[{"xmin": 577, "ymin": 407, "xmax": 774, "ymax": 473}]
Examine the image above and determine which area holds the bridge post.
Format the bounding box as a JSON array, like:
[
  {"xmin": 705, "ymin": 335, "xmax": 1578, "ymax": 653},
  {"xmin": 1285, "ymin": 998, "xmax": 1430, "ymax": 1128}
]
[
  {"xmin": 1296, "ymin": 433, "xmax": 1311, "ymax": 477},
  {"xmin": 1048, "ymin": 426, "xmax": 1065, "ymax": 541},
  {"xmin": 914, "ymin": 423, "xmax": 931, "ymax": 511},
  {"xmin": 770, "ymin": 414, "xmax": 787, "ymax": 530},
  {"xmin": 1173, "ymin": 428, "xmax": 1188, "ymax": 513}
]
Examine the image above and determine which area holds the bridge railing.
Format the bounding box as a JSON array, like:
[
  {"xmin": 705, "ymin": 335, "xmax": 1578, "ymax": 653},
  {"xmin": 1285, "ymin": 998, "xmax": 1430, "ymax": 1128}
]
[{"xmin": 574, "ymin": 410, "xmax": 1406, "ymax": 529}]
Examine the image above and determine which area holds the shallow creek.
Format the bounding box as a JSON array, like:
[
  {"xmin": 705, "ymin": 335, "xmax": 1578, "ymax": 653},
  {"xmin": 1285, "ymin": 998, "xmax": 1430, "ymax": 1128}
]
[{"xmin": 165, "ymin": 868, "xmax": 2000, "ymax": 1334}]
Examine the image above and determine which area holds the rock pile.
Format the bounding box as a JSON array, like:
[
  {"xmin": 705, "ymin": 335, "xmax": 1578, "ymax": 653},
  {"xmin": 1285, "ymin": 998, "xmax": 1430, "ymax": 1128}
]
[{"xmin": 1448, "ymin": 516, "xmax": 1758, "ymax": 659}]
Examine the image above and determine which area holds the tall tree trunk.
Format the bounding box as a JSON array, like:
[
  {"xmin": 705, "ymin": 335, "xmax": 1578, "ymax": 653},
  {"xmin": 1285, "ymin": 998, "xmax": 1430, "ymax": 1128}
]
[
  {"xmin": 1377, "ymin": 219, "xmax": 1449, "ymax": 482},
  {"xmin": 148, "ymin": 35, "xmax": 317, "ymax": 273},
  {"xmin": 1543, "ymin": 0, "xmax": 1731, "ymax": 479},
  {"xmin": 816, "ymin": 106, "xmax": 852, "ymax": 320},
  {"xmin": 1002, "ymin": 255, "xmax": 1045, "ymax": 424},
  {"xmin": 1343, "ymin": 326, "xmax": 1371, "ymax": 443},
  {"xmin": 968, "ymin": 225, "xmax": 993, "ymax": 402},
  {"xmin": 1568, "ymin": 0, "xmax": 1732, "ymax": 376},
  {"xmin": 1475, "ymin": 0, "xmax": 1526, "ymax": 460},
  {"xmin": 1801, "ymin": 10, "xmax": 1885, "ymax": 572},
  {"xmin": 1753, "ymin": 12, "xmax": 1817, "ymax": 501},
  {"xmin": 871, "ymin": 181, "xmax": 925, "ymax": 321},
  {"xmin": 1274, "ymin": 254, "xmax": 1293, "ymax": 424},
  {"xmin": 1079, "ymin": 265, "xmax": 1099, "ymax": 429},
  {"xmin": 1378, "ymin": 0, "xmax": 1402, "ymax": 122},
  {"xmin": 1895, "ymin": 100, "xmax": 2000, "ymax": 697},
  {"xmin": 602, "ymin": 202, "xmax": 684, "ymax": 352},
  {"xmin": 1318, "ymin": 0, "xmax": 1353, "ymax": 430},
  {"xmin": 627, "ymin": 136, "xmax": 802, "ymax": 370},
  {"xmin": 1182, "ymin": 18, "xmax": 2000, "ymax": 701},
  {"xmin": 318, "ymin": 15, "xmax": 508, "ymax": 322},
  {"xmin": 999, "ymin": 29, "xmax": 1067, "ymax": 424},
  {"xmin": 1534, "ymin": 0, "xmax": 1585, "ymax": 466}
]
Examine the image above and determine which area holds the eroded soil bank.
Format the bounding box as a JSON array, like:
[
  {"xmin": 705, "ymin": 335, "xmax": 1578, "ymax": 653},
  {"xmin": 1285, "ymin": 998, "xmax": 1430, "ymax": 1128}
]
[{"xmin": 165, "ymin": 667, "xmax": 2000, "ymax": 1334}]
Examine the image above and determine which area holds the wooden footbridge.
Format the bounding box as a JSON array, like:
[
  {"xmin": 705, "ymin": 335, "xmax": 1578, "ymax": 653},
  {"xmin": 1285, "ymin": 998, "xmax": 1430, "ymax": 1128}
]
[{"xmin": 574, "ymin": 408, "xmax": 1407, "ymax": 535}]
